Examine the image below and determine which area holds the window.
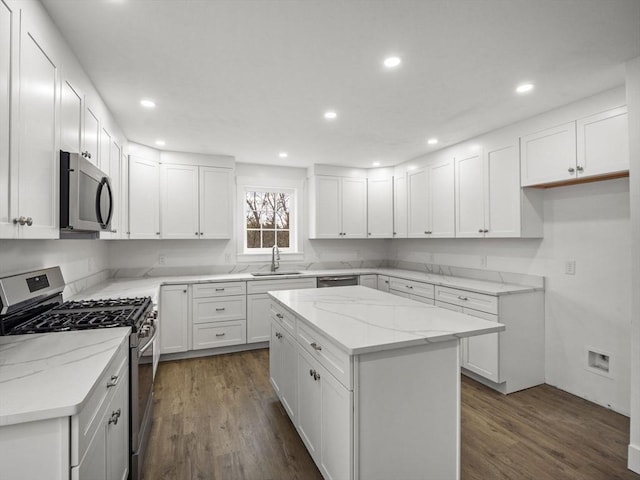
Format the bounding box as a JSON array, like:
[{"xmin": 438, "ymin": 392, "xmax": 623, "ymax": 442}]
[{"xmin": 244, "ymin": 188, "xmax": 295, "ymax": 252}]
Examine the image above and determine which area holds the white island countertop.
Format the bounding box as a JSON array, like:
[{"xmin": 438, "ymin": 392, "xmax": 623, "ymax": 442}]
[
  {"xmin": 269, "ymin": 286, "xmax": 505, "ymax": 355},
  {"xmin": 0, "ymin": 327, "xmax": 130, "ymax": 426}
]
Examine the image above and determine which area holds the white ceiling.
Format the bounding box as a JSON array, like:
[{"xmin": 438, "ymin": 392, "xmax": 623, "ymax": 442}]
[{"xmin": 41, "ymin": 0, "xmax": 640, "ymax": 168}]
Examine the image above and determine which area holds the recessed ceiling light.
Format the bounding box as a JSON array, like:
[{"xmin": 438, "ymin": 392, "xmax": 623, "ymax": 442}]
[
  {"xmin": 383, "ymin": 56, "xmax": 402, "ymax": 68},
  {"xmin": 372, "ymin": 161, "xmax": 381, "ymax": 167},
  {"xmin": 155, "ymin": 140, "xmax": 166, "ymax": 146},
  {"xmin": 516, "ymin": 83, "xmax": 534, "ymax": 94},
  {"xmin": 279, "ymin": 152, "xmax": 288, "ymax": 158},
  {"xmin": 427, "ymin": 138, "xmax": 438, "ymax": 145},
  {"xmin": 324, "ymin": 111, "xmax": 337, "ymax": 120},
  {"xmin": 140, "ymin": 99, "xmax": 156, "ymax": 108}
]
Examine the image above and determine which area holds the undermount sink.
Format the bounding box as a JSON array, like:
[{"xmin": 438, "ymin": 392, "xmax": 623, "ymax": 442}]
[{"xmin": 250, "ymin": 271, "xmax": 302, "ymax": 277}]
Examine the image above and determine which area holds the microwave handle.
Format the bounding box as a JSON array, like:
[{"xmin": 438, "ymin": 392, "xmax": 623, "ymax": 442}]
[{"xmin": 96, "ymin": 177, "xmax": 114, "ymax": 229}]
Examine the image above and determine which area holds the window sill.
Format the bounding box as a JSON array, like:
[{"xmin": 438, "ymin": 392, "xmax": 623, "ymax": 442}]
[{"xmin": 236, "ymin": 252, "xmax": 304, "ymax": 263}]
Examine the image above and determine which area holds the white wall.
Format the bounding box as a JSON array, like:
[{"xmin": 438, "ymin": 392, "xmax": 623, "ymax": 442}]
[
  {"xmin": 626, "ymin": 56, "xmax": 640, "ymax": 473},
  {"xmin": 390, "ymin": 177, "xmax": 631, "ymax": 414}
]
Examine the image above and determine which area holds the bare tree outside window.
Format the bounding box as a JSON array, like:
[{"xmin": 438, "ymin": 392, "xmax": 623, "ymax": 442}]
[{"xmin": 245, "ymin": 191, "xmax": 291, "ymax": 249}]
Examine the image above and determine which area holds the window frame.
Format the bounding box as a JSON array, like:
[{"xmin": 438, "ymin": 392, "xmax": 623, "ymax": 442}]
[{"xmin": 242, "ymin": 186, "xmax": 297, "ymax": 254}]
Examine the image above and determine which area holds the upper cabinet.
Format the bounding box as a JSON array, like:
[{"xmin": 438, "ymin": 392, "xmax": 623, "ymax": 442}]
[
  {"xmin": 82, "ymin": 103, "xmax": 100, "ymax": 167},
  {"xmin": 456, "ymin": 138, "xmax": 543, "ymax": 238},
  {"xmin": 159, "ymin": 163, "xmax": 232, "ymax": 240},
  {"xmin": 393, "ymin": 174, "xmax": 407, "ymax": 238},
  {"xmin": 521, "ymin": 106, "xmax": 628, "ymax": 187},
  {"xmin": 128, "ymin": 155, "xmax": 160, "ymax": 239},
  {"xmin": 407, "ymin": 156, "xmax": 455, "ymax": 238},
  {"xmin": 60, "ymin": 79, "xmax": 82, "ymax": 155},
  {"xmin": 366, "ymin": 176, "xmax": 393, "ymax": 238},
  {"xmin": 308, "ymin": 174, "xmax": 367, "ymax": 239},
  {"xmin": 14, "ymin": 8, "xmax": 60, "ymax": 239},
  {"xmin": 0, "ymin": 0, "xmax": 16, "ymax": 238}
]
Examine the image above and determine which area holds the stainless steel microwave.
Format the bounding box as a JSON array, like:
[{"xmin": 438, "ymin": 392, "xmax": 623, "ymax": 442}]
[{"xmin": 60, "ymin": 150, "xmax": 113, "ymax": 234}]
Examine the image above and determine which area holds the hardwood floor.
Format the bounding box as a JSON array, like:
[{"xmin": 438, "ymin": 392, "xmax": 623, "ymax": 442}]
[{"xmin": 143, "ymin": 349, "xmax": 639, "ymax": 480}]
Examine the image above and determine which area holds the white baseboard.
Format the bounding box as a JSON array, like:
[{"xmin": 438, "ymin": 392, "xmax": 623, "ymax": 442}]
[{"xmin": 629, "ymin": 443, "xmax": 640, "ymax": 473}]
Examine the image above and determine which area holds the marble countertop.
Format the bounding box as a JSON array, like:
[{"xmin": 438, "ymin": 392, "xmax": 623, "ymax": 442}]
[
  {"xmin": 269, "ymin": 286, "xmax": 505, "ymax": 355},
  {"xmin": 0, "ymin": 328, "xmax": 130, "ymax": 426},
  {"xmin": 69, "ymin": 267, "xmax": 538, "ymax": 304}
]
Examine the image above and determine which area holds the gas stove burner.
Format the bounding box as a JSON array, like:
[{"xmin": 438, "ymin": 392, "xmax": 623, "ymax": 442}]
[
  {"xmin": 57, "ymin": 297, "xmax": 150, "ymax": 310},
  {"xmin": 9, "ymin": 308, "xmax": 139, "ymax": 334}
]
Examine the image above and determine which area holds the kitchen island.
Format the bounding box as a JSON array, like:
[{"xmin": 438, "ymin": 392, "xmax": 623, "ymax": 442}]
[{"xmin": 268, "ymin": 286, "xmax": 505, "ymax": 480}]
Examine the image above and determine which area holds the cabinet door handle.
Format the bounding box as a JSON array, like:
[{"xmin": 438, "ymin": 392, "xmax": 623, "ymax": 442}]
[
  {"xmin": 195, "ymin": 232, "xmax": 199, "ymax": 236},
  {"xmin": 276, "ymin": 313, "xmax": 284, "ymax": 319},
  {"xmin": 310, "ymin": 342, "xmax": 322, "ymax": 351},
  {"xmin": 576, "ymin": 165, "xmax": 584, "ymax": 172},
  {"xmin": 314, "ymin": 371, "xmax": 321, "ymax": 381},
  {"xmin": 457, "ymin": 296, "xmax": 468, "ymax": 301},
  {"xmin": 406, "ymin": 285, "xmax": 413, "ymax": 289},
  {"xmin": 568, "ymin": 167, "xmax": 575, "ymax": 173},
  {"xmin": 183, "ymin": 289, "xmax": 187, "ymax": 293},
  {"xmin": 309, "ymin": 369, "xmax": 314, "ymax": 377},
  {"xmin": 215, "ymin": 307, "xmax": 226, "ymax": 312},
  {"xmin": 108, "ymin": 408, "xmax": 121, "ymax": 425},
  {"xmin": 215, "ymin": 333, "xmax": 226, "ymax": 337},
  {"xmin": 106, "ymin": 375, "xmax": 119, "ymax": 388},
  {"xmin": 478, "ymin": 229, "xmax": 484, "ymax": 233}
]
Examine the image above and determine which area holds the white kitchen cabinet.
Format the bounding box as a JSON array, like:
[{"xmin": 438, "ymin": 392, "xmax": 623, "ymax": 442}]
[
  {"xmin": 388, "ymin": 277, "xmax": 435, "ymax": 304},
  {"xmin": 128, "ymin": 155, "xmax": 160, "ymax": 239},
  {"xmin": 393, "ymin": 174, "xmax": 407, "ymax": 238},
  {"xmin": 160, "ymin": 163, "xmax": 199, "ymax": 239},
  {"xmin": 15, "ymin": 10, "xmax": 60, "ymax": 239},
  {"xmin": 247, "ymin": 277, "xmax": 316, "ymax": 343},
  {"xmin": 0, "ymin": 0, "xmax": 16, "ymax": 238},
  {"xmin": 377, "ymin": 275, "xmax": 390, "ymax": 292},
  {"xmin": 160, "ymin": 164, "xmax": 232, "ymax": 239},
  {"xmin": 60, "ymin": 79, "xmax": 82, "ymax": 155},
  {"xmin": 428, "ymin": 156, "xmax": 455, "ymax": 237},
  {"xmin": 456, "ymin": 139, "xmax": 543, "ymax": 238},
  {"xmin": 576, "ymin": 106, "xmax": 629, "ymax": 179},
  {"xmin": 297, "ymin": 348, "xmax": 322, "ymax": 460},
  {"xmin": 521, "ymin": 107, "xmax": 629, "ymax": 187},
  {"xmin": 366, "ymin": 176, "xmax": 393, "ymax": 238},
  {"xmin": 270, "ymin": 321, "xmax": 298, "ymax": 421},
  {"xmin": 192, "ymin": 281, "xmax": 246, "ymax": 349},
  {"xmin": 99, "ymin": 127, "xmax": 111, "ymax": 175},
  {"xmin": 159, "ymin": 285, "xmax": 190, "ymax": 354},
  {"xmin": 407, "ymin": 168, "xmax": 428, "ymax": 237},
  {"xmin": 83, "ymin": 103, "xmax": 100, "ymax": 167},
  {"xmin": 359, "ymin": 274, "xmax": 377, "ymax": 289},
  {"xmin": 308, "ymin": 175, "xmax": 367, "ymax": 238},
  {"xmin": 434, "ymin": 285, "xmax": 544, "ymax": 394}
]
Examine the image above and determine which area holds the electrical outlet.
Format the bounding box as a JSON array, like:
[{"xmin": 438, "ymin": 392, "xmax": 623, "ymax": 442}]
[
  {"xmin": 224, "ymin": 253, "xmax": 231, "ymax": 263},
  {"xmin": 565, "ymin": 260, "xmax": 576, "ymax": 275},
  {"xmin": 158, "ymin": 254, "xmax": 166, "ymax": 265},
  {"xmin": 480, "ymin": 256, "xmax": 487, "ymax": 268}
]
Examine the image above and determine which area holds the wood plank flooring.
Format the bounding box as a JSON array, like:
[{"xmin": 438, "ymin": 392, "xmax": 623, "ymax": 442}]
[{"xmin": 143, "ymin": 349, "xmax": 639, "ymax": 480}]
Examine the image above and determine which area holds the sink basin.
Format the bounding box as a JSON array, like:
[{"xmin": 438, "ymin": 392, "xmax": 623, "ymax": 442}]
[{"xmin": 250, "ymin": 271, "xmax": 302, "ymax": 277}]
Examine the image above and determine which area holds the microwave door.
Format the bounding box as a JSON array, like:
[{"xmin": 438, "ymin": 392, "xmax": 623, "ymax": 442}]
[{"xmin": 96, "ymin": 177, "xmax": 113, "ymax": 229}]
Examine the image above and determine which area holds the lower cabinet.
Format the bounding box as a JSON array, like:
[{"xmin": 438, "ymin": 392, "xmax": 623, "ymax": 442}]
[
  {"xmin": 388, "ymin": 277, "xmax": 435, "ymax": 304},
  {"xmin": 192, "ymin": 289, "xmax": 247, "ymax": 349},
  {"xmin": 159, "ymin": 284, "xmax": 190, "ymax": 354},
  {"xmin": 358, "ymin": 274, "xmax": 377, "ymax": 289},
  {"xmin": 377, "ymin": 275, "xmax": 390, "ymax": 292},
  {"xmin": 270, "ymin": 322, "xmax": 298, "ymax": 420}
]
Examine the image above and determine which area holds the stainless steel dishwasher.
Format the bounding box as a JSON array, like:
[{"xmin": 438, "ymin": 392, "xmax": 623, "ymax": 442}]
[{"xmin": 316, "ymin": 275, "xmax": 359, "ymax": 288}]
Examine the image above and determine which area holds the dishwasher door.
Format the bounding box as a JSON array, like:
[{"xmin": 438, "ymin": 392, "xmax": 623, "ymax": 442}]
[{"xmin": 316, "ymin": 275, "xmax": 359, "ymax": 288}]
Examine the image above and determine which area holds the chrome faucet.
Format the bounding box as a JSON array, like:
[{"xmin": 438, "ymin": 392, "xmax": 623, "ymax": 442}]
[{"xmin": 271, "ymin": 244, "xmax": 280, "ymax": 272}]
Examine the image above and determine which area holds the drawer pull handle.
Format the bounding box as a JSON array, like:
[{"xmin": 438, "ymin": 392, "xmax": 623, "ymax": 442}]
[
  {"xmin": 309, "ymin": 369, "xmax": 314, "ymax": 377},
  {"xmin": 216, "ymin": 333, "xmax": 226, "ymax": 337},
  {"xmin": 108, "ymin": 408, "xmax": 121, "ymax": 425},
  {"xmin": 216, "ymin": 307, "xmax": 226, "ymax": 312},
  {"xmin": 276, "ymin": 313, "xmax": 284, "ymax": 319},
  {"xmin": 406, "ymin": 285, "xmax": 413, "ymax": 289},
  {"xmin": 457, "ymin": 296, "xmax": 468, "ymax": 301},
  {"xmin": 215, "ymin": 288, "xmax": 225, "ymax": 292},
  {"xmin": 314, "ymin": 371, "xmax": 321, "ymax": 381},
  {"xmin": 275, "ymin": 332, "xmax": 282, "ymax": 339},
  {"xmin": 106, "ymin": 375, "xmax": 119, "ymax": 388},
  {"xmin": 310, "ymin": 342, "xmax": 322, "ymax": 351}
]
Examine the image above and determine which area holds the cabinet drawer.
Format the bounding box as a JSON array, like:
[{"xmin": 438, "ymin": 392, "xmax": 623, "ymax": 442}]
[
  {"xmin": 434, "ymin": 286, "xmax": 498, "ymax": 314},
  {"xmin": 71, "ymin": 337, "xmax": 128, "ymax": 466},
  {"xmin": 409, "ymin": 294, "xmax": 434, "ymax": 305},
  {"xmin": 297, "ymin": 320, "xmax": 352, "ymax": 389},
  {"xmin": 193, "ymin": 281, "xmax": 246, "ymax": 298},
  {"xmin": 193, "ymin": 296, "xmax": 246, "ymax": 324},
  {"xmin": 193, "ymin": 320, "xmax": 246, "ymax": 349},
  {"xmin": 247, "ymin": 277, "xmax": 316, "ymax": 294},
  {"xmin": 389, "ymin": 277, "xmax": 434, "ymax": 299},
  {"xmin": 271, "ymin": 301, "xmax": 296, "ymax": 334}
]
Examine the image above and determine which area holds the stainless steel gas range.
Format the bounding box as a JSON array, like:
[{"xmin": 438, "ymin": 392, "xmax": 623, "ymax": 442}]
[{"xmin": 0, "ymin": 267, "xmax": 157, "ymax": 480}]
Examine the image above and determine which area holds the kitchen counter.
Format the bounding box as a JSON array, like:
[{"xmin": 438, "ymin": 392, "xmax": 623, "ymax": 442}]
[
  {"xmin": 0, "ymin": 327, "xmax": 130, "ymax": 426},
  {"xmin": 269, "ymin": 286, "xmax": 504, "ymax": 355},
  {"xmin": 69, "ymin": 267, "xmax": 540, "ymax": 303}
]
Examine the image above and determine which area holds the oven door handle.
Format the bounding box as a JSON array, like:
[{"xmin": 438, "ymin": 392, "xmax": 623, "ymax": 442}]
[{"xmin": 139, "ymin": 328, "xmax": 158, "ymax": 357}]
